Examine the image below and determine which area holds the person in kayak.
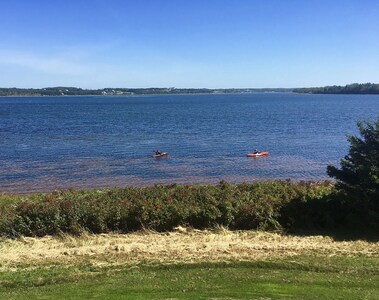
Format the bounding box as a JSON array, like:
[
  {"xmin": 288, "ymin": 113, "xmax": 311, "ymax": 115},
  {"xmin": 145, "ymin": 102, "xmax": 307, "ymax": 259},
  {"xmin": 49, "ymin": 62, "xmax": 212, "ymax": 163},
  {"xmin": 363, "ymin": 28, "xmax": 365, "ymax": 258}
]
[
  {"xmin": 155, "ymin": 150, "xmax": 161, "ymax": 155},
  {"xmin": 253, "ymin": 149, "xmax": 259, "ymax": 154}
]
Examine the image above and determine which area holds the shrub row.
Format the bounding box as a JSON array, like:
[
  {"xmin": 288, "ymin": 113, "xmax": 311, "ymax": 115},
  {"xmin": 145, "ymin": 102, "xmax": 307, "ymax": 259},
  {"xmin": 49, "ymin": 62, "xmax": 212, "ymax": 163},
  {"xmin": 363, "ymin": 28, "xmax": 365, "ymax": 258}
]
[{"xmin": 0, "ymin": 181, "xmax": 338, "ymax": 238}]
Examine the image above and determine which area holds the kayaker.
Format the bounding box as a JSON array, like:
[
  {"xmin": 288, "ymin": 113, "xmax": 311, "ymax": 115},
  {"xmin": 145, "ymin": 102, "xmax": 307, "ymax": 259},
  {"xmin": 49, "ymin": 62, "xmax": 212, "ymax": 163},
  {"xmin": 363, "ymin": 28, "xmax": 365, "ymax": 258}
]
[
  {"xmin": 253, "ymin": 149, "xmax": 259, "ymax": 154},
  {"xmin": 155, "ymin": 150, "xmax": 161, "ymax": 155}
]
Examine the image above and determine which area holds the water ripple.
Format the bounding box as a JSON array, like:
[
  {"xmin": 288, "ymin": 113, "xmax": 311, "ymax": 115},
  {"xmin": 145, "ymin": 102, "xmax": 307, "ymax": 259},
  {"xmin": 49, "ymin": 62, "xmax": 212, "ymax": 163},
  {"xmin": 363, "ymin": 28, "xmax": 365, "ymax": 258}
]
[{"xmin": 1, "ymin": 93, "xmax": 378, "ymax": 193}]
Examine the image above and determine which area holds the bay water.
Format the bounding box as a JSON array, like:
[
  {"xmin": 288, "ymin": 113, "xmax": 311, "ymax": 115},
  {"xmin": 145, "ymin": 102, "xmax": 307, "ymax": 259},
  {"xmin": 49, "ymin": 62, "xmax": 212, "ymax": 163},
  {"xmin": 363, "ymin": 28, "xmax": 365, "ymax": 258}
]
[{"xmin": 1, "ymin": 93, "xmax": 378, "ymax": 193}]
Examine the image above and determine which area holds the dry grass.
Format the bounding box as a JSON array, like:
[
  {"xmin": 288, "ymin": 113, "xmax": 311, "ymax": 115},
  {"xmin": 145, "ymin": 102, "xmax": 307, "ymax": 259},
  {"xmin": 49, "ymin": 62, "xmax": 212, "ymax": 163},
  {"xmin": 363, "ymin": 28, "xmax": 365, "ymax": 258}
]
[{"xmin": 0, "ymin": 228, "xmax": 378, "ymax": 270}]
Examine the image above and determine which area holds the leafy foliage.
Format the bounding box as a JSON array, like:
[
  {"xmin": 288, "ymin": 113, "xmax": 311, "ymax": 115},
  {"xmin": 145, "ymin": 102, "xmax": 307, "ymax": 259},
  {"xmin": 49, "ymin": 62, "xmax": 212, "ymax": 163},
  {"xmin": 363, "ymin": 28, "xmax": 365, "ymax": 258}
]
[
  {"xmin": 326, "ymin": 117, "xmax": 379, "ymax": 233},
  {"xmin": 327, "ymin": 117, "xmax": 379, "ymax": 202},
  {"xmin": 0, "ymin": 181, "xmax": 333, "ymax": 238}
]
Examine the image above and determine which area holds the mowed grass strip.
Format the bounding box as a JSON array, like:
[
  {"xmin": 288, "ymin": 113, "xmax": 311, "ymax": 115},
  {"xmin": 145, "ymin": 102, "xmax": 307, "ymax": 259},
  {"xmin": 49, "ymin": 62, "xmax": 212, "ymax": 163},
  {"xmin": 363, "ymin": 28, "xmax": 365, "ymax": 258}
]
[
  {"xmin": 0, "ymin": 258, "xmax": 378, "ymax": 300},
  {"xmin": 0, "ymin": 230, "xmax": 378, "ymax": 299}
]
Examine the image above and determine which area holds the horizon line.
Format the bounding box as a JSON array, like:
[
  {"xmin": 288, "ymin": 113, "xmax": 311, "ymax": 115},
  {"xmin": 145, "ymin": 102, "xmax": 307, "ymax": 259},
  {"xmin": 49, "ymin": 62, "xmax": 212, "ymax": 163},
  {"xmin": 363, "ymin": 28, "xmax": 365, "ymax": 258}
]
[{"xmin": 1, "ymin": 82, "xmax": 378, "ymax": 90}]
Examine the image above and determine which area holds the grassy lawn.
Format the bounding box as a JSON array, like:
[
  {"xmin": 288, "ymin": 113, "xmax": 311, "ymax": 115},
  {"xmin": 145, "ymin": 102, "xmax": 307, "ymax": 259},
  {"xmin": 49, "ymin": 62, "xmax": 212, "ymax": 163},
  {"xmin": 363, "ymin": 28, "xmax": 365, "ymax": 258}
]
[{"xmin": 1, "ymin": 256, "xmax": 378, "ymax": 299}]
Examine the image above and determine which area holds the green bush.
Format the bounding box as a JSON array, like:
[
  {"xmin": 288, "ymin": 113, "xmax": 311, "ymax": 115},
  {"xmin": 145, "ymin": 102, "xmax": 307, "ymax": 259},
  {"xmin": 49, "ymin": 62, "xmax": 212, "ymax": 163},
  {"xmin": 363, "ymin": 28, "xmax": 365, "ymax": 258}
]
[
  {"xmin": 327, "ymin": 117, "xmax": 379, "ymax": 203},
  {"xmin": 0, "ymin": 180, "xmax": 369, "ymax": 238},
  {"xmin": 327, "ymin": 117, "xmax": 379, "ymax": 233}
]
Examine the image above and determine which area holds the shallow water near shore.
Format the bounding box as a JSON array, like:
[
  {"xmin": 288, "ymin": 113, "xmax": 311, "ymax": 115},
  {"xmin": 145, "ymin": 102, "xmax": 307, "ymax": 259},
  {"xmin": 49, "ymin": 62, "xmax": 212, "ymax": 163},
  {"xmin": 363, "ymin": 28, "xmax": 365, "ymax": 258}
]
[{"xmin": 1, "ymin": 93, "xmax": 378, "ymax": 193}]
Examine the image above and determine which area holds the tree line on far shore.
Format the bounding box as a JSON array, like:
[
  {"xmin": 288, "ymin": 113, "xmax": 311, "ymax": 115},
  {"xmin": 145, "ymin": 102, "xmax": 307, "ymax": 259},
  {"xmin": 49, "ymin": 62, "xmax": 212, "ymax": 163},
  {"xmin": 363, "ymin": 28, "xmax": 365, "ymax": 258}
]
[
  {"xmin": 0, "ymin": 87, "xmax": 291, "ymax": 96},
  {"xmin": 293, "ymin": 83, "xmax": 379, "ymax": 94},
  {"xmin": 1, "ymin": 83, "xmax": 379, "ymax": 96}
]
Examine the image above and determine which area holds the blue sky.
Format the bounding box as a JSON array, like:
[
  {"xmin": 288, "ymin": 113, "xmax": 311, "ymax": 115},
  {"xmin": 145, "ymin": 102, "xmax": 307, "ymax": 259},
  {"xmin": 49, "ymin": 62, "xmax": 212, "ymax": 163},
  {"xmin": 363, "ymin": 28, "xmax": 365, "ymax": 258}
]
[{"xmin": 0, "ymin": 0, "xmax": 378, "ymax": 88}]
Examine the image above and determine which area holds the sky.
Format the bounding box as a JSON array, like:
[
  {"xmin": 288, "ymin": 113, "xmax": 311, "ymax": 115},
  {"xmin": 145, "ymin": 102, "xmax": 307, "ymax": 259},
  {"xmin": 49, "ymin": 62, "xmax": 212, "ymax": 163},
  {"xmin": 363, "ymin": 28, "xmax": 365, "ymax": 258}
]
[{"xmin": 0, "ymin": 0, "xmax": 378, "ymax": 88}]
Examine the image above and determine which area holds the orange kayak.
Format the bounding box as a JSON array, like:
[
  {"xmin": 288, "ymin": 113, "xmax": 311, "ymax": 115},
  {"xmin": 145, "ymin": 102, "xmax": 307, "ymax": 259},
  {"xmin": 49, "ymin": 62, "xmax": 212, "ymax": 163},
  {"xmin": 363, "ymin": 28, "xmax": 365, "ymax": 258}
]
[
  {"xmin": 247, "ymin": 151, "xmax": 269, "ymax": 157},
  {"xmin": 153, "ymin": 152, "xmax": 168, "ymax": 158}
]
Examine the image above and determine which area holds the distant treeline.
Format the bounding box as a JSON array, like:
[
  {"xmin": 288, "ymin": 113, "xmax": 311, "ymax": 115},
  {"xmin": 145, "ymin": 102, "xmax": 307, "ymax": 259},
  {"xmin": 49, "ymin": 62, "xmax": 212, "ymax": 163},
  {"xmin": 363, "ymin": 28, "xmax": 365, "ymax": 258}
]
[
  {"xmin": 293, "ymin": 83, "xmax": 379, "ymax": 94},
  {"xmin": 0, "ymin": 87, "xmax": 291, "ymax": 96},
  {"xmin": 2, "ymin": 83, "xmax": 378, "ymax": 96}
]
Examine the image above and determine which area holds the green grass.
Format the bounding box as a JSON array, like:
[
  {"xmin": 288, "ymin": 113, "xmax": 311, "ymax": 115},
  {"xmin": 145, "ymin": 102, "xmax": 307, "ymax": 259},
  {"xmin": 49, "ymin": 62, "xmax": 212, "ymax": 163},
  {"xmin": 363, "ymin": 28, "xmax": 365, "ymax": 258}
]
[{"xmin": 1, "ymin": 256, "xmax": 378, "ymax": 299}]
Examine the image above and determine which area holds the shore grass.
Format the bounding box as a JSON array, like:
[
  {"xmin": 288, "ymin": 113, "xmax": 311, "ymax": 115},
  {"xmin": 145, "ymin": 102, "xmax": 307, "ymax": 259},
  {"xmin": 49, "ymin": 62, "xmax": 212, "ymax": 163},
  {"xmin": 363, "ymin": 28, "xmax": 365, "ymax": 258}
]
[
  {"xmin": 0, "ymin": 181, "xmax": 337, "ymax": 238},
  {"xmin": 0, "ymin": 230, "xmax": 378, "ymax": 299},
  {"xmin": 2, "ymin": 258, "xmax": 379, "ymax": 300}
]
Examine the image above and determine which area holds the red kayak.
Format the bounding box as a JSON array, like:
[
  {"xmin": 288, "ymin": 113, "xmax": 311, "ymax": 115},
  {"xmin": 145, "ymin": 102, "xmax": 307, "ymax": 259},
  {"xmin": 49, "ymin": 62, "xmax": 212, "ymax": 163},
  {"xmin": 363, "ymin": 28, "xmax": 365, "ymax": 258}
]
[
  {"xmin": 246, "ymin": 151, "xmax": 269, "ymax": 157},
  {"xmin": 153, "ymin": 152, "xmax": 168, "ymax": 158}
]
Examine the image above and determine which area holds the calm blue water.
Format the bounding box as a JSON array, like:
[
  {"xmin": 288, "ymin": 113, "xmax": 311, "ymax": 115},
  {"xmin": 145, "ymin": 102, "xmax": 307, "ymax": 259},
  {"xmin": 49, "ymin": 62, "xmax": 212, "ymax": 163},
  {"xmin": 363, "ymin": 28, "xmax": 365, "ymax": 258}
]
[{"xmin": 0, "ymin": 93, "xmax": 378, "ymax": 193}]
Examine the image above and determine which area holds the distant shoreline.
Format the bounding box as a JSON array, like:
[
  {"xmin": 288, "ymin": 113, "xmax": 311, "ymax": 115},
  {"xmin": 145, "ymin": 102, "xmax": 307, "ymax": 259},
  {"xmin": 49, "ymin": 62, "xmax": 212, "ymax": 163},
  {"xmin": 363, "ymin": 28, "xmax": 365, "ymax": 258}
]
[
  {"xmin": 0, "ymin": 91, "xmax": 293, "ymax": 98},
  {"xmin": 293, "ymin": 83, "xmax": 379, "ymax": 95},
  {"xmin": 1, "ymin": 83, "xmax": 379, "ymax": 96},
  {"xmin": 0, "ymin": 87, "xmax": 292, "ymax": 97}
]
